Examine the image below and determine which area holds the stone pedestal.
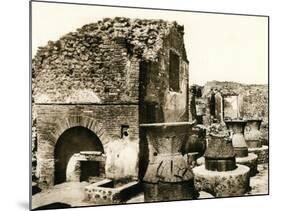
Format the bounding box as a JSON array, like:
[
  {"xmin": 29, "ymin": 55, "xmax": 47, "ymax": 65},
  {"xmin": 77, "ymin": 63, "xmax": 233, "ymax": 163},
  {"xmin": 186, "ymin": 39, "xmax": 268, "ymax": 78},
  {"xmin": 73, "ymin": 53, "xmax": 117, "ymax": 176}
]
[
  {"xmin": 140, "ymin": 122, "xmax": 197, "ymax": 201},
  {"xmin": 193, "ymin": 164, "xmax": 250, "ymax": 197},
  {"xmin": 245, "ymin": 119, "xmax": 268, "ymax": 164},
  {"xmin": 225, "ymin": 120, "xmax": 258, "ymax": 176},
  {"xmin": 245, "ymin": 119, "xmax": 262, "ymax": 148},
  {"xmin": 225, "ymin": 120, "xmax": 248, "ymax": 157}
]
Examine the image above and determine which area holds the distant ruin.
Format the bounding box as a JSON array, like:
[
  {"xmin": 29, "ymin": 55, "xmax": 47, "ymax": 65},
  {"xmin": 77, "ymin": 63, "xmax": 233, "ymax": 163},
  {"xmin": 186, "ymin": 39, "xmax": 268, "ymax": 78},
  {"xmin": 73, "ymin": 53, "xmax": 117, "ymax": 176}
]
[{"xmin": 189, "ymin": 81, "xmax": 268, "ymax": 145}]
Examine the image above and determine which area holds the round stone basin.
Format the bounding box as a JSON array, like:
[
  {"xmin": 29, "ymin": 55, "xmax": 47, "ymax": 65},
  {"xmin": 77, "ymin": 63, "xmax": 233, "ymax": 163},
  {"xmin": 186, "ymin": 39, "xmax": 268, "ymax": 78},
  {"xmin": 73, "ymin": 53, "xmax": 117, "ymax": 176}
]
[{"xmin": 140, "ymin": 121, "xmax": 195, "ymax": 154}]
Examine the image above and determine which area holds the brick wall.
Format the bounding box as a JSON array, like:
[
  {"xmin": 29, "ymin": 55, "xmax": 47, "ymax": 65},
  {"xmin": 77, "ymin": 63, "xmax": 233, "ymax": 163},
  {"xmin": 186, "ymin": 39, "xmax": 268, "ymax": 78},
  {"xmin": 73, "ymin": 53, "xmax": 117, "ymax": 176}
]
[{"xmin": 35, "ymin": 104, "xmax": 139, "ymax": 188}]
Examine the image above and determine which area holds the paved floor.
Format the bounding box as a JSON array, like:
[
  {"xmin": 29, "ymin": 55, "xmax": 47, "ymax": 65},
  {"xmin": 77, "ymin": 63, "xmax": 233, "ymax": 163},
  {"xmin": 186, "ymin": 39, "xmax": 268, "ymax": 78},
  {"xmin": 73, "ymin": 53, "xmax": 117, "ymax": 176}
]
[
  {"xmin": 32, "ymin": 164, "xmax": 268, "ymax": 209},
  {"xmin": 246, "ymin": 163, "xmax": 269, "ymax": 195}
]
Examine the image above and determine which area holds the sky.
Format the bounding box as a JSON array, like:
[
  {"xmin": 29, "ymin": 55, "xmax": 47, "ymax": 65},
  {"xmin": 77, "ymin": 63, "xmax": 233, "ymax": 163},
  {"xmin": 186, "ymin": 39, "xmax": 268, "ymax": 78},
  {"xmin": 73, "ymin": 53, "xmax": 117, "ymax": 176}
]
[{"xmin": 32, "ymin": 1, "xmax": 268, "ymax": 85}]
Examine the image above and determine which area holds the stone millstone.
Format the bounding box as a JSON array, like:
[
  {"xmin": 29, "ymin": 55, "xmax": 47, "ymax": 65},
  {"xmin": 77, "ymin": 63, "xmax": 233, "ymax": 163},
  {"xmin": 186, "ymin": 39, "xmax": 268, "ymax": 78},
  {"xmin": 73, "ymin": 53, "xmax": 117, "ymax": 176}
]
[
  {"xmin": 204, "ymin": 133, "xmax": 236, "ymax": 171},
  {"xmin": 143, "ymin": 153, "xmax": 194, "ymax": 183},
  {"xmin": 193, "ymin": 164, "xmax": 250, "ymax": 197}
]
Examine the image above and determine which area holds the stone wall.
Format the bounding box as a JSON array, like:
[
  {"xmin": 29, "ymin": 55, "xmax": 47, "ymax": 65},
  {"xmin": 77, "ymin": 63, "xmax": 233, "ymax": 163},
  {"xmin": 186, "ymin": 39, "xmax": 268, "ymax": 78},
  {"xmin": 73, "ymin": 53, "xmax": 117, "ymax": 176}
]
[
  {"xmin": 139, "ymin": 24, "xmax": 189, "ymax": 123},
  {"xmin": 195, "ymin": 81, "xmax": 268, "ymax": 144}
]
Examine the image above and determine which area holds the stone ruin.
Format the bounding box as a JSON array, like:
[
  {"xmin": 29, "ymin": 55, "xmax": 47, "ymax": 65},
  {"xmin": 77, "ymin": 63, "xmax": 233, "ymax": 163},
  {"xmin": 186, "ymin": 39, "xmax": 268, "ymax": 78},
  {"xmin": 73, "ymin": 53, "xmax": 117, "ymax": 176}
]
[
  {"xmin": 31, "ymin": 16, "xmax": 268, "ymax": 208},
  {"xmin": 32, "ymin": 17, "xmax": 197, "ymax": 207},
  {"xmin": 189, "ymin": 81, "xmax": 268, "ymax": 145}
]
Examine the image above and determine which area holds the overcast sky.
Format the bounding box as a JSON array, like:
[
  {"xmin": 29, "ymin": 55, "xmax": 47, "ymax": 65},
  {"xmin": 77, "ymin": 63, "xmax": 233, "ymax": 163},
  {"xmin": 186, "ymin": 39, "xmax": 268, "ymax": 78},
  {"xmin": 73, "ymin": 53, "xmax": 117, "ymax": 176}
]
[{"xmin": 32, "ymin": 1, "xmax": 268, "ymax": 85}]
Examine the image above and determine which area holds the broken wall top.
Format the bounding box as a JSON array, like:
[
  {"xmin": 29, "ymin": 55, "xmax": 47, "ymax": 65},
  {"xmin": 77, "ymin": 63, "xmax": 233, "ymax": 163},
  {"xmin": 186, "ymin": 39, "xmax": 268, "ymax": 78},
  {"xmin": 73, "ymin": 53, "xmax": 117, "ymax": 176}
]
[{"xmin": 32, "ymin": 17, "xmax": 186, "ymax": 104}]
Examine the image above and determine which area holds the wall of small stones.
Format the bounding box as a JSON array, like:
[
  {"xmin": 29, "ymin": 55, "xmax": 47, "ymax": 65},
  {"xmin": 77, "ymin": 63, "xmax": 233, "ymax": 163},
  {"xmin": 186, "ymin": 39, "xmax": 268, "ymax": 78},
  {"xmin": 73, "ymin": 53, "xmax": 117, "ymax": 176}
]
[{"xmin": 32, "ymin": 17, "xmax": 185, "ymax": 104}]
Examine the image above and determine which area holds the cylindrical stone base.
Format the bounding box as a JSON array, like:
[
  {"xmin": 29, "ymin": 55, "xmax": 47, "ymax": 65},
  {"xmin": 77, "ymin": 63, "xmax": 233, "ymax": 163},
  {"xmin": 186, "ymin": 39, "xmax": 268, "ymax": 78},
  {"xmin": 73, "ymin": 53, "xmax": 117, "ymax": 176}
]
[
  {"xmin": 205, "ymin": 157, "xmax": 236, "ymax": 172},
  {"xmin": 236, "ymin": 153, "xmax": 258, "ymax": 176},
  {"xmin": 193, "ymin": 164, "xmax": 250, "ymax": 197},
  {"xmin": 143, "ymin": 180, "xmax": 198, "ymax": 202},
  {"xmin": 248, "ymin": 145, "xmax": 268, "ymax": 164}
]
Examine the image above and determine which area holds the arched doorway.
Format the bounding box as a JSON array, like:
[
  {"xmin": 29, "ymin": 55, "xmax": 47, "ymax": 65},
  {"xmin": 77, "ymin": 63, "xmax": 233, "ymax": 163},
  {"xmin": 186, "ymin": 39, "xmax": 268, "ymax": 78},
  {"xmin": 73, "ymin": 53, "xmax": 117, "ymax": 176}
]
[{"xmin": 54, "ymin": 126, "xmax": 104, "ymax": 184}]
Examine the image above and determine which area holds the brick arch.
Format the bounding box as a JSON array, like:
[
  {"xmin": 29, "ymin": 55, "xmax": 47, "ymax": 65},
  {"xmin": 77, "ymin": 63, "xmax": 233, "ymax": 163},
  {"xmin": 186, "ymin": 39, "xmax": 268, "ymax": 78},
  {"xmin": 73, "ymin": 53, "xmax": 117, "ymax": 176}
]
[{"xmin": 51, "ymin": 115, "xmax": 110, "ymax": 147}]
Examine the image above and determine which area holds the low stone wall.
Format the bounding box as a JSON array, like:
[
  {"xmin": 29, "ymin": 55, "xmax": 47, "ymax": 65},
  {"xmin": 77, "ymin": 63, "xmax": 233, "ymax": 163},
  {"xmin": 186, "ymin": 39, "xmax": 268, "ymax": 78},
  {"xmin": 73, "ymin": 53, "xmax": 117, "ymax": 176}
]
[{"xmin": 84, "ymin": 179, "xmax": 140, "ymax": 204}]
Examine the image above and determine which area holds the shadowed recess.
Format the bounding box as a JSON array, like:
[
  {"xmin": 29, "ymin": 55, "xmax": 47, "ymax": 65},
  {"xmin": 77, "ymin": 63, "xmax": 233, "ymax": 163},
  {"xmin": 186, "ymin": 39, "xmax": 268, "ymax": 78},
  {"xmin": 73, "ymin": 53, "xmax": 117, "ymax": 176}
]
[{"xmin": 54, "ymin": 126, "xmax": 104, "ymax": 184}]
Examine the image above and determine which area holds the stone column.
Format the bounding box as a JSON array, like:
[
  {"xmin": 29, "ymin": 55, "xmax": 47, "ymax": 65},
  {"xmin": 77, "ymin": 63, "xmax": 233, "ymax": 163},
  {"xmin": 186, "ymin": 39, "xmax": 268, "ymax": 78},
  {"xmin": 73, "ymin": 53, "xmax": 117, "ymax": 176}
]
[
  {"xmin": 224, "ymin": 120, "xmax": 248, "ymax": 157},
  {"xmin": 140, "ymin": 122, "xmax": 198, "ymax": 201},
  {"xmin": 225, "ymin": 119, "xmax": 258, "ymax": 176}
]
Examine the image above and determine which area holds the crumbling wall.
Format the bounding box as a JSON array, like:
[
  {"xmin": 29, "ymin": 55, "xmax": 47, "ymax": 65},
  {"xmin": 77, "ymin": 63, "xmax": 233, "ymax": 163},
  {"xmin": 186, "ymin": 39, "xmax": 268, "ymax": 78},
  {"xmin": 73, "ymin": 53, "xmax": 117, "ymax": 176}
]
[
  {"xmin": 32, "ymin": 17, "xmax": 182, "ymax": 104},
  {"xmin": 35, "ymin": 104, "xmax": 139, "ymax": 188},
  {"xmin": 139, "ymin": 24, "xmax": 189, "ymax": 123},
  {"xmin": 199, "ymin": 81, "xmax": 268, "ymax": 144}
]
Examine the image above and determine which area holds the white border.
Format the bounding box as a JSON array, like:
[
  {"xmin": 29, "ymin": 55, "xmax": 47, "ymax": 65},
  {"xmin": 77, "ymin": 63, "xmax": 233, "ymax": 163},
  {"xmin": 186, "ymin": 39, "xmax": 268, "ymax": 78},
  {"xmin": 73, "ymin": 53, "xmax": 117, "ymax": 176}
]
[{"xmin": 1, "ymin": 0, "xmax": 279, "ymax": 211}]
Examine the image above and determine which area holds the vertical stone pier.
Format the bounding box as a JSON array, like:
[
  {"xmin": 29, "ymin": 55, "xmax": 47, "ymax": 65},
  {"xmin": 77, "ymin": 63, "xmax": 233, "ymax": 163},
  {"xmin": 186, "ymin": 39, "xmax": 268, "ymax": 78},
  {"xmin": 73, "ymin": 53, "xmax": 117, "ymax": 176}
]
[{"xmin": 140, "ymin": 122, "xmax": 198, "ymax": 202}]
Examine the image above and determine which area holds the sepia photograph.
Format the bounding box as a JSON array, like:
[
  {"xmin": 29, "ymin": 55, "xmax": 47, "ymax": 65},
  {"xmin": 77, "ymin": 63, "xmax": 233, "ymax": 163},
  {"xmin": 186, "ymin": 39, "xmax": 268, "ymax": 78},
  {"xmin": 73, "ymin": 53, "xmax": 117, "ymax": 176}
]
[{"xmin": 31, "ymin": 1, "xmax": 269, "ymax": 210}]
